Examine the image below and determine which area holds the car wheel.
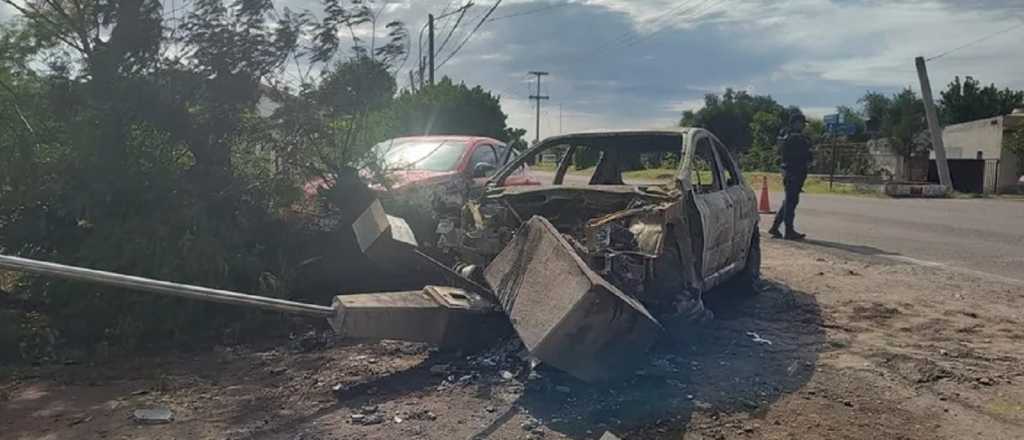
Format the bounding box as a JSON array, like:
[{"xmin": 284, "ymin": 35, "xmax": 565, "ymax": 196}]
[{"xmin": 730, "ymin": 228, "xmax": 761, "ymax": 295}]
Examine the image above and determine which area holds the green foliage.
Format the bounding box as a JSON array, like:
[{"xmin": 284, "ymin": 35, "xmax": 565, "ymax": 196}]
[
  {"xmin": 859, "ymin": 88, "xmax": 928, "ymax": 160},
  {"xmin": 317, "ymin": 57, "xmax": 396, "ymax": 117},
  {"xmin": 742, "ymin": 110, "xmax": 784, "ymax": 171},
  {"xmin": 940, "ymin": 76, "xmax": 1024, "ymax": 125},
  {"xmin": 679, "ymin": 89, "xmax": 804, "ymax": 171},
  {"xmin": 0, "ymin": 1, "xmax": 428, "ymax": 360},
  {"xmin": 390, "ymin": 77, "xmax": 521, "ymax": 142},
  {"xmin": 679, "ymin": 89, "xmax": 802, "ymax": 153}
]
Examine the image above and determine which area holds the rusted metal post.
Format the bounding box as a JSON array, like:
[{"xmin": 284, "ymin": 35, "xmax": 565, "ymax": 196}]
[{"xmin": 0, "ymin": 255, "xmax": 333, "ymax": 318}]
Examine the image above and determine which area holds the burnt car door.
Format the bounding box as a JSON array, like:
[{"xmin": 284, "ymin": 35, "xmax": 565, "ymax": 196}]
[
  {"xmin": 711, "ymin": 137, "xmax": 757, "ymax": 274},
  {"xmin": 688, "ymin": 133, "xmax": 735, "ymax": 285}
]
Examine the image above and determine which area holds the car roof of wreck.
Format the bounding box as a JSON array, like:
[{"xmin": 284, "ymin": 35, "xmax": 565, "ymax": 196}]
[
  {"xmin": 387, "ymin": 134, "xmax": 505, "ymax": 144},
  {"xmin": 537, "ymin": 128, "xmax": 695, "ymax": 151}
]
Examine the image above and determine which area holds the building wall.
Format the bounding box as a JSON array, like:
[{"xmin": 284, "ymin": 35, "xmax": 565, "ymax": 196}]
[
  {"xmin": 998, "ymin": 147, "xmax": 1021, "ymax": 192},
  {"xmin": 940, "ymin": 117, "xmax": 1004, "ymax": 160}
]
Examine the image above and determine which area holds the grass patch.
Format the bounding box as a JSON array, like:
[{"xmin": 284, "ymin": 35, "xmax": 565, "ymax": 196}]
[{"xmin": 744, "ymin": 172, "xmax": 883, "ymax": 197}]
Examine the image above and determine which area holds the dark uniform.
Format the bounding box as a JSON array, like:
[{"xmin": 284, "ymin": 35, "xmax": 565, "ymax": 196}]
[{"xmin": 770, "ymin": 117, "xmax": 812, "ymax": 239}]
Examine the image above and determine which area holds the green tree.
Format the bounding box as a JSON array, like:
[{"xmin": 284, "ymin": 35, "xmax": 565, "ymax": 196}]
[
  {"xmin": 0, "ymin": 0, "xmax": 414, "ymax": 357},
  {"xmin": 390, "ymin": 76, "xmax": 519, "ymax": 142},
  {"xmin": 679, "ymin": 89, "xmax": 801, "ymax": 153},
  {"xmin": 940, "ymin": 76, "xmax": 1024, "ymax": 125},
  {"xmin": 859, "ymin": 88, "xmax": 929, "ymax": 165}
]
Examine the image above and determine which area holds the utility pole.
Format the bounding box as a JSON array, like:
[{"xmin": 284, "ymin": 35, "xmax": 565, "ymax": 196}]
[
  {"xmin": 529, "ymin": 71, "xmax": 549, "ymax": 144},
  {"xmin": 428, "ymin": 14, "xmax": 436, "ymax": 85},
  {"xmin": 559, "ymin": 103, "xmax": 563, "ymax": 134},
  {"xmin": 915, "ymin": 56, "xmax": 952, "ymax": 189}
]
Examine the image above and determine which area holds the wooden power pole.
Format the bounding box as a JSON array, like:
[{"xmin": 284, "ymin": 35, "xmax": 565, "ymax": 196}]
[
  {"xmin": 915, "ymin": 56, "xmax": 952, "ymax": 189},
  {"xmin": 529, "ymin": 71, "xmax": 549, "ymax": 145}
]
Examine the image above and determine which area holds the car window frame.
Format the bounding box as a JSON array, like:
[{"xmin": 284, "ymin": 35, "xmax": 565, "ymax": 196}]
[
  {"xmin": 711, "ymin": 138, "xmax": 742, "ymax": 187},
  {"xmin": 691, "ymin": 135, "xmax": 724, "ymax": 193},
  {"xmin": 468, "ymin": 143, "xmax": 499, "ymax": 170}
]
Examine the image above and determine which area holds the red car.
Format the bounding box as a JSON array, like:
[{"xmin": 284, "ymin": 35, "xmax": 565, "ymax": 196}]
[
  {"xmin": 304, "ymin": 135, "xmax": 538, "ymax": 196},
  {"xmin": 301, "ymin": 136, "xmax": 539, "ymax": 244},
  {"xmin": 366, "ymin": 135, "xmax": 538, "ymax": 189}
]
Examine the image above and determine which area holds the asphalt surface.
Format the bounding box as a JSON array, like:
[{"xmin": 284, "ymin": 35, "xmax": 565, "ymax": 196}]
[
  {"xmin": 530, "ymin": 171, "xmax": 1024, "ymax": 283},
  {"xmin": 765, "ymin": 191, "xmax": 1024, "ymax": 284}
]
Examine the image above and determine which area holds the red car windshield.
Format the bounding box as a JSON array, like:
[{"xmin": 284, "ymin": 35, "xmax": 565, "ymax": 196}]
[{"xmin": 374, "ymin": 139, "xmax": 470, "ymax": 172}]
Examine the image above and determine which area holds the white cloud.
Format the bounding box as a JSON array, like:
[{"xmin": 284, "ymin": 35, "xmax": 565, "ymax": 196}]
[{"xmin": 3, "ymin": 0, "xmax": 1020, "ymax": 142}]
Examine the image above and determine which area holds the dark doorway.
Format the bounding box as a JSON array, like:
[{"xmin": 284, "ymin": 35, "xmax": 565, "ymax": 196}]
[{"xmin": 929, "ymin": 159, "xmax": 985, "ymax": 193}]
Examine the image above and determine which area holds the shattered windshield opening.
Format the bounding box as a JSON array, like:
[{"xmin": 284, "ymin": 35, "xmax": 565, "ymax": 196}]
[{"xmin": 373, "ymin": 139, "xmax": 470, "ymax": 172}]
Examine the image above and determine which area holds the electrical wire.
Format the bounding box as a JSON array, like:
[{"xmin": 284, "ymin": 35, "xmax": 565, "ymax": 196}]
[
  {"xmin": 437, "ymin": 2, "xmax": 473, "ymax": 55},
  {"xmin": 436, "ymin": 0, "xmax": 503, "ymax": 69},
  {"xmin": 487, "ymin": 2, "xmax": 570, "ymax": 22},
  {"xmin": 619, "ymin": 0, "xmax": 724, "ymax": 49},
  {"xmin": 926, "ymin": 20, "xmax": 1024, "ymax": 62}
]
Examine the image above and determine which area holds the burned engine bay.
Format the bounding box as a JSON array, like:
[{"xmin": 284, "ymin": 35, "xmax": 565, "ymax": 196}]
[{"xmin": 431, "ymin": 184, "xmax": 711, "ymax": 329}]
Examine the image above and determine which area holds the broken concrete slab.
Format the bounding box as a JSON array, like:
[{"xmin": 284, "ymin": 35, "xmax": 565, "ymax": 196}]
[
  {"xmin": 351, "ymin": 199, "xmax": 419, "ymax": 267},
  {"xmin": 599, "ymin": 432, "xmax": 623, "ymax": 440},
  {"xmin": 132, "ymin": 408, "xmax": 173, "ymax": 424},
  {"xmin": 328, "ymin": 286, "xmax": 509, "ymax": 350},
  {"xmin": 484, "ymin": 216, "xmax": 662, "ymax": 382}
]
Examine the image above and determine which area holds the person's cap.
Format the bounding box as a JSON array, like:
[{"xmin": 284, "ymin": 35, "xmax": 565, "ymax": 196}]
[{"xmin": 789, "ymin": 113, "xmax": 807, "ymax": 124}]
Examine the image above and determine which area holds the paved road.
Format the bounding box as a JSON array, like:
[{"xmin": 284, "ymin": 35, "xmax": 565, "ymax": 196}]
[
  {"xmin": 530, "ymin": 171, "xmax": 1024, "ymax": 283},
  {"xmin": 765, "ymin": 192, "xmax": 1024, "ymax": 284}
]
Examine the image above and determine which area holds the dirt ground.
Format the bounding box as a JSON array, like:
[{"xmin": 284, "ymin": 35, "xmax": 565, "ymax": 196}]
[{"xmin": 2, "ymin": 237, "xmax": 1023, "ymax": 440}]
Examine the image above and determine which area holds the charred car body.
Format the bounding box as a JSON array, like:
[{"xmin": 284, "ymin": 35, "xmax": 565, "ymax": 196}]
[{"xmin": 0, "ymin": 128, "xmax": 760, "ymax": 382}]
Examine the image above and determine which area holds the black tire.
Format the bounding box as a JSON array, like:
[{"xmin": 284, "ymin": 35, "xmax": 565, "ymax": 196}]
[{"xmin": 730, "ymin": 228, "xmax": 761, "ymax": 295}]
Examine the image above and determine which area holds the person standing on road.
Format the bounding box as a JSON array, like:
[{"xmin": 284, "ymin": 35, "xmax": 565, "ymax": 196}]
[{"xmin": 769, "ymin": 113, "xmax": 812, "ymax": 240}]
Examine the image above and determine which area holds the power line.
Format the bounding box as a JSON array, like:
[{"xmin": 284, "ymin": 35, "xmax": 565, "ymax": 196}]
[
  {"xmin": 437, "ymin": 2, "xmax": 474, "ymax": 55},
  {"xmin": 487, "ymin": 2, "xmax": 570, "ymax": 22},
  {"xmin": 619, "ymin": 0, "xmax": 723, "ymax": 49},
  {"xmin": 602, "ymin": 0, "xmax": 700, "ymax": 50},
  {"xmin": 437, "ymin": 0, "xmax": 503, "ymax": 70},
  {"xmin": 927, "ymin": 20, "xmax": 1024, "ymax": 62}
]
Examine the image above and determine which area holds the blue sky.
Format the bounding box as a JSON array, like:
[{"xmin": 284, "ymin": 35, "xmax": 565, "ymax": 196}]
[{"xmin": 3, "ymin": 0, "xmax": 1022, "ymax": 140}]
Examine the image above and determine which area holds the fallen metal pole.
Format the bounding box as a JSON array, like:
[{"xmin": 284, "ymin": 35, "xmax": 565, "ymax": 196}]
[{"xmin": 0, "ymin": 255, "xmax": 333, "ymax": 318}]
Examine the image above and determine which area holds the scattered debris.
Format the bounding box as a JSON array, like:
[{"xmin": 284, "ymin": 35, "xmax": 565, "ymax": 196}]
[
  {"xmin": 554, "ymin": 385, "xmax": 572, "ymax": 394},
  {"xmin": 406, "ymin": 410, "xmax": 437, "ymax": 421},
  {"xmin": 746, "ymin": 331, "xmax": 773, "ymax": 345},
  {"xmin": 132, "ymin": 408, "xmax": 174, "ymax": 425},
  {"xmin": 430, "ymin": 364, "xmax": 451, "ymax": 376},
  {"xmin": 350, "ymin": 413, "xmax": 383, "ymax": 425},
  {"xmin": 499, "ymin": 370, "xmax": 515, "ymax": 380}
]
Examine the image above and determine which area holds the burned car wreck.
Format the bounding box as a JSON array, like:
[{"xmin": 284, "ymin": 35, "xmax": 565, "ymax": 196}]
[
  {"xmin": 345, "ymin": 129, "xmax": 761, "ymax": 380},
  {"xmin": 0, "ymin": 129, "xmax": 760, "ymax": 383}
]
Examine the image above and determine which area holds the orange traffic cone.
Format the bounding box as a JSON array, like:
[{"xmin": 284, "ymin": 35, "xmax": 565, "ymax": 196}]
[{"xmin": 758, "ymin": 176, "xmax": 773, "ymax": 214}]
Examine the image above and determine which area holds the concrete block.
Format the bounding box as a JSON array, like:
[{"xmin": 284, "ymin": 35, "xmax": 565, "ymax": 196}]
[
  {"xmin": 882, "ymin": 183, "xmax": 949, "ymax": 198},
  {"xmin": 328, "ymin": 286, "xmax": 508, "ymax": 350},
  {"xmin": 351, "ymin": 199, "xmax": 418, "ymax": 265},
  {"xmin": 484, "ymin": 216, "xmax": 662, "ymax": 382}
]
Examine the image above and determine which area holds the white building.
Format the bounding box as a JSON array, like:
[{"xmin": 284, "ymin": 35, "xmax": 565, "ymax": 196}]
[{"xmin": 936, "ymin": 111, "xmax": 1023, "ymax": 193}]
